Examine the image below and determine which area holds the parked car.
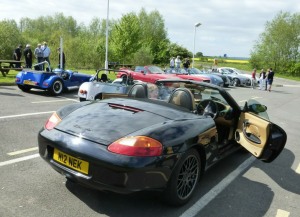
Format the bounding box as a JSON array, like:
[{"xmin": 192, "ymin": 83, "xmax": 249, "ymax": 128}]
[
  {"xmin": 185, "ymin": 67, "xmax": 225, "ymax": 86},
  {"xmin": 219, "ymin": 67, "xmax": 258, "ymax": 80},
  {"xmin": 78, "ymin": 69, "xmax": 141, "ymax": 101},
  {"xmin": 117, "ymin": 65, "xmax": 180, "ymax": 83},
  {"xmin": 15, "ymin": 61, "xmax": 92, "ymax": 95},
  {"xmin": 219, "ymin": 67, "xmax": 260, "ymax": 85},
  {"xmin": 217, "ymin": 68, "xmax": 251, "ymax": 87},
  {"xmin": 208, "ymin": 69, "xmax": 232, "ymax": 87},
  {"xmin": 164, "ymin": 68, "xmax": 211, "ymax": 83},
  {"xmin": 38, "ymin": 79, "xmax": 287, "ymax": 206}
]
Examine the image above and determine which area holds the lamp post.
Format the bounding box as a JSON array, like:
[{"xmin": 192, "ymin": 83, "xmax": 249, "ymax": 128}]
[
  {"xmin": 192, "ymin": 22, "xmax": 201, "ymax": 68},
  {"xmin": 104, "ymin": 0, "xmax": 110, "ymax": 73}
]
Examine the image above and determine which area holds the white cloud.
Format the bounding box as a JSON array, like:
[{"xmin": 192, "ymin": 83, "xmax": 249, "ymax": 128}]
[{"xmin": 0, "ymin": 0, "xmax": 298, "ymax": 57}]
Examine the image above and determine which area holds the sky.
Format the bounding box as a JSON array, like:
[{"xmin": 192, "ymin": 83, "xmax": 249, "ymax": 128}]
[{"xmin": 0, "ymin": 0, "xmax": 299, "ymax": 58}]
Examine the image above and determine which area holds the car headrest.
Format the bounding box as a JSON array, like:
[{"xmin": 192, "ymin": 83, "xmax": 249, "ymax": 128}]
[
  {"xmin": 168, "ymin": 88, "xmax": 195, "ymax": 111},
  {"xmin": 100, "ymin": 73, "xmax": 108, "ymax": 82},
  {"xmin": 128, "ymin": 83, "xmax": 148, "ymax": 98}
]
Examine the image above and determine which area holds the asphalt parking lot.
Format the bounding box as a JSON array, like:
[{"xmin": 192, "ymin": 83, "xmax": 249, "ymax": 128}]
[{"xmin": 0, "ymin": 80, "xmax": 299, "ymax": 217}]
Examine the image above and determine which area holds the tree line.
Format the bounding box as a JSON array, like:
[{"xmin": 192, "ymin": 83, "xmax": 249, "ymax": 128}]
[
  {"xmin": 250, "ymin": 11, "xmax": 300, "ymax": 76},
  {"xmin": 0, "ymin": 9, "xmax": 192, "ymax": 70}
]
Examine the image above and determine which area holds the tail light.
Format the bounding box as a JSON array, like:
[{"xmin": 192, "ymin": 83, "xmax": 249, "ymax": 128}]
[
  {"xmin": 45, "ymin": 112, "xmax": 61, "ymax": 130},
  {"xmin": 108, "ymin": 136, "xmax": 163, "ymax": 157},
  {"xmin": 79, "ymin": 89, "xmax": 87, "ymax": 94}
]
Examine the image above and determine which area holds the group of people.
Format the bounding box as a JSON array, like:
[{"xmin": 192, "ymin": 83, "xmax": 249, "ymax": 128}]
[
  {"xmin": 13, "ymin": 42, "xmax": 65, "ymax": 70},
  {"xmin": 170, "ymin": 56, "xmax": 191, "ymax": 70},
  {"xmin": 251, "ymin": 68, "xmax": 275, "ymax": 92}
]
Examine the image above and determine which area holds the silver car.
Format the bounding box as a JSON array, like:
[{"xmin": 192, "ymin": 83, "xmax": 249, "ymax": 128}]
[
  {"xmin": 78, "ymin": 69, "xmax": 141, "ymax": 101},
  {"xmin": 217, "ymin": 68, "xmax": 251, "ymax": 87}
]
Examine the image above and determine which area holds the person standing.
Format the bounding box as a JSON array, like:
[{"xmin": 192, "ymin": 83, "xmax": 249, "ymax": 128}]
[
  {"xmin": 183, "ymin": 57, "xmax": 190, "ymax": 71},
  {"xmin": 259, "ymin": 69, "xmax": 266, "ymax": 90},
  {"xmin": 267, "ymin": 68, "xmax": 275, "ymax": 92},
  {"xmin": 57, "ymin": 47, "xmax": 66, "ymax": 70},
  {"xmin": 265, "ymin": 69, "xmax": 269, "ymax": 90},
  {"xmin": 41, "ymin": 41, "xmax": 51, "ymax": 65},
  {"xmin": 13, "ymin": 44, "xmax": 22, "ymax": 68},
  {"xmin": 23, "ymin": 44, "xmax": 33, "ymax": 68},
  {"xmin": 251, "ymin": 68, "xmax": 257, "ymax": 89},
  {"xmin": 34, "ymin": 43, "xmax": 44, "ymax": 69},
  {"xmin": 175, "ymin": 56, "xmax": 181, "ymax": 69},
  {"xmin": 170, "ymin": 57, "xmax": 175, "ymax": 69}
]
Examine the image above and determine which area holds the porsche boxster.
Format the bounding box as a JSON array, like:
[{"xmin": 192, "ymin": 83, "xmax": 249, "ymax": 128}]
[{"xmin": 38, "ymin": 79, "xmax": 287, "ymax": 206}]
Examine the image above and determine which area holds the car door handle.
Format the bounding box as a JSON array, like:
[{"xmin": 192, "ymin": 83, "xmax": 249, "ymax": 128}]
[
  {"xmin": 243, "ymin": 120, "xmax": 261, "ymax": 144},
  {"xmin": 243, "ymin": 120, "xmax": 250, "ymax": 127}
]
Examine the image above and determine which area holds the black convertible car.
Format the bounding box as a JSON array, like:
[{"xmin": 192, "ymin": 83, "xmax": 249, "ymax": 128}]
[{"xmin": 38, "ymin": 79, "xmax": 287, "ymax": 206}]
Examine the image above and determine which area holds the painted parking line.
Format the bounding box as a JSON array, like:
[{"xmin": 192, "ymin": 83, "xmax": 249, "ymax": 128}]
[
  {"xmin": 282, "ymin": 84, "xmax": 300, "ymax": 87},
  {"xmin": 57, "ymin": 96, "xmax": 79, "ymax": 102},
  {"xmin": 31, "ymin": 99, "xmax": 73, "ymax": 103},
  {"xmin": 276, "ymin": 209, "xmax": 290, "ymax": 217},
  {"xmin": 0, "ymin": 154, "xmax": 39, "ymax": 167},
  {"xmin": 31, "ymin": 96, "xmax": 78, "ymax": 104},
  {"xmin": 0, "ymin": 111, "xmax": 54, "ymax": 120},
  {"xmin": 7, "ymin": 147, "xmax": 38, "ymax": 156},
  {"xmin": 296, "ymin": 163, "xmax": 300, "ymax": 174},
  {"xmin": 180, "ymin": 156, "xmax": 256, "ymax": 217}
]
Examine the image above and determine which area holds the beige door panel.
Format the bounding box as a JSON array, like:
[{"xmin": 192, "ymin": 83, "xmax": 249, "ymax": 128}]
[{"xmin": 235, "ymin": 112, "xmax": 270, "ymax": 157}]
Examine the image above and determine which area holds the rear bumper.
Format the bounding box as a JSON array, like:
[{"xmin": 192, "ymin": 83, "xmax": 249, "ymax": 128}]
[{"xmin": 38, "ymin": 129, "xmax": 179, "ymax": 194}]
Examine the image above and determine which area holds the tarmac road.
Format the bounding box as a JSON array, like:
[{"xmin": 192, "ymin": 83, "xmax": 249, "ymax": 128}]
[{"xmin": 0, "ymin": 80, "xmax": 299, "ymax": 217}]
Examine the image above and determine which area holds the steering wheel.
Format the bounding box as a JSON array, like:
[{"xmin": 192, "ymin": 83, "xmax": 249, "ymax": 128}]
[{"xmin": 197, "ymin": 99, "xmax": 218, "ymax": 119}]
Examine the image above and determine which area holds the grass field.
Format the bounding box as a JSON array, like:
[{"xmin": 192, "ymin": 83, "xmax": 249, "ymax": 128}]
[
  {"xmin": 194, "ymin": 60, "xmax": 252, "ymax": 72},
  {"xmin": 207, "ymin": 58, "xmax": 249, "ymax": 64},
  {"xmin": 0, "ymin": 69, "xmax": 117, "ymax": 85}
]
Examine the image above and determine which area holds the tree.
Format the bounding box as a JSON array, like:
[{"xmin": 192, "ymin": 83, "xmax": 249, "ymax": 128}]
[
  {"xmin": 132, "ymin": 47, "xmax": 154, "ymax": 66},
  {"xmin": 138, "ymin": 8, "xmax": 169, "ymax": 63},
  {"xmin": 110, "ymin": 13, "xmax": 141, "ymax": 64},
  {"xmin": 195, "ymin": 52, "xmax": 203, "ymax": 58},
  {"xmin": 168, "ymin": 43, "xmax": 192, "ymax": 60},
  {"xmin": 250, "ymin": 11, "xmax": 300, "ymax": 75},
  {"xmin": 0, "ymin": 20, "xmax": 22, "ymax": 59}
]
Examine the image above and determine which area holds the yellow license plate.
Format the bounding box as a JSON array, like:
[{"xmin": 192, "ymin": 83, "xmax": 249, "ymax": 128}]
[
  {"xmin": 23, "ymin": 80, "xmax": 36, "ymax": 85},
  {"xmin": 53, "ymin": 148, "xmax": 89, "ymax": 175}
]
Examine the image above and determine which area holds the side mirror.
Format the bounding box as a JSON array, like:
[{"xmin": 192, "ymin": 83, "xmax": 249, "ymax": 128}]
[
  {"xmin": 249, "ymin": 104, "xmax": 267, "ymax": 113},
  {"xmin": 244, "ymin": 101, "xmax": 267, "ymax": 114}
]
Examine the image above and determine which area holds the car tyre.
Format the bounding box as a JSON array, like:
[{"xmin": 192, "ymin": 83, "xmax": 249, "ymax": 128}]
[
  {"xmin": 49, "ymin": 79, "xmax": 64, "ymax": 95},
  {"xmin": 94, "ymin": 93, "xmax": 102, "ymax": 100},
  {"xmin": 232, "ymin": 78, "xmax": 240, "ymax": 87},
  {"xmin": 163, "ymin": 148, "xmax": 201, "ymax": 206},
  {"xmin": 17, "ymin": 84, "xmax": 31, "ymax": 92}
]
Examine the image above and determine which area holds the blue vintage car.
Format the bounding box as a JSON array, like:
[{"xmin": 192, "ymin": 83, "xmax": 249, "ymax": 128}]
[{"xmin": 15, "ymin": 61, "xmax": 92, "ymax": 95}]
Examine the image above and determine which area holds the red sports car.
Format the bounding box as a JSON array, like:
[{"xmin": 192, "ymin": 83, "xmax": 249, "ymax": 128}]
[
  {"xmin": 165, "ymin": 68, "xmax": 210, "ymax": 83},
  {"xmin": 117, "ymin": 66, "xmax": 180, "ymax": 83}
]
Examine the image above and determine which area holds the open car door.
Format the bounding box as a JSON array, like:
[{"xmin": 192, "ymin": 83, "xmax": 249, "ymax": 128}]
[{"xmin": 235, "ymin": 100, "xmax": 287, "ymax": 163}]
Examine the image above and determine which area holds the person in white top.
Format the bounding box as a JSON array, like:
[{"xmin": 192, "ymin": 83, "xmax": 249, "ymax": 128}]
[
  {"xmin": 170, "ymin": 57, "xmax": 175, "ymax": 69},
  {"xmin": 175, "ymin": 56, "xmax": 181, "ymax": 69},
  {"xmin": 259, "ymin": 69, "xmax": 266, "ymax": 90},
  {"xmin": 41, "ymin": 41, "xmax": 51, "ymax": 65}
]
